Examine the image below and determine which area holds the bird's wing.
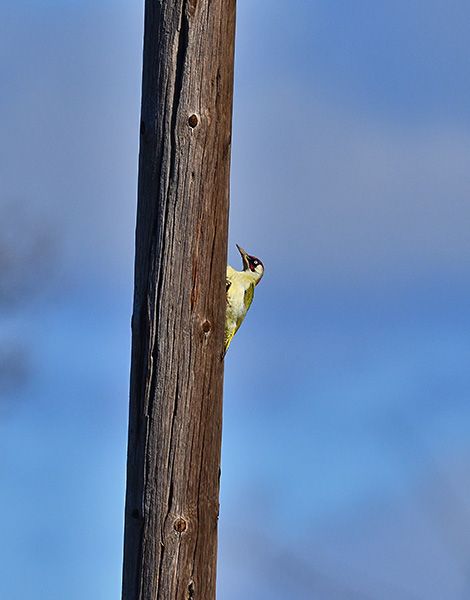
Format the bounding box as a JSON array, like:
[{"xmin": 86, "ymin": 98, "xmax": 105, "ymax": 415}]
[{"xmin": 243, "ymin": 280, "xmax": 255, "ymax": 314}]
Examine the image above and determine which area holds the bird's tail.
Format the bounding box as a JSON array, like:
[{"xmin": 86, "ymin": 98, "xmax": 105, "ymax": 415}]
[{"xmin": 222, "ymin": 329, "xmax": 236, "ymax": 359}]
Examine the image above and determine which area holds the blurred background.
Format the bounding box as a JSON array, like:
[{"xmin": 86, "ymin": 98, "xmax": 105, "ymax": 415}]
[{"xmin": 2, "ymin": 1, "xmax": 470, "ymax": 598}]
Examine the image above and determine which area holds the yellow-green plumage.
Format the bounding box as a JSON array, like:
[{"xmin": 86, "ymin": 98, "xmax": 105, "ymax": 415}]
[{"xmin": 223, "ymin": 245, "xmax": 264, "ymax": 357}]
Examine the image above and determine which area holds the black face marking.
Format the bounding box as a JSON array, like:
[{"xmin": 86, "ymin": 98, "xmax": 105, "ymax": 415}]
[{"xmin": 248, "ymin": 256, "xmax": 262, "ymax": 272}]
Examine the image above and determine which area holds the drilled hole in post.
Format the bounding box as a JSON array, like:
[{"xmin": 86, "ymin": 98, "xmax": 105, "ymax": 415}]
[{"xmin": 174, "ymin": 518, "xmax": 187, "ymax": 532}]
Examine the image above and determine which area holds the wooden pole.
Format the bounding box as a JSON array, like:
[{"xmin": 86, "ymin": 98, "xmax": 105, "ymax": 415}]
[{"xmin": 121, "ymin": 1, "xmax": 236, "ymax": 599}]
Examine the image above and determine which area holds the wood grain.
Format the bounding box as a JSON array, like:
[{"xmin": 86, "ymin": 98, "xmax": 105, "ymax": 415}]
[{"xmin": 122, "ymin": 1, "xmax": 236, "ymax": 598}]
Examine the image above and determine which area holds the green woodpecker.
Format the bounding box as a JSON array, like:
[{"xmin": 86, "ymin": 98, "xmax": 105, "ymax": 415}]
[{"xmin": 224, "ymin": 244, "xmax": 264, "ymax": 357}]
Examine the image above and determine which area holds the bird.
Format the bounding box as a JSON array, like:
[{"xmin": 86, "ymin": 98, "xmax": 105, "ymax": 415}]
[{"xmin": 224, "ymin": 244, "xmax": 264, "ymax": 357}]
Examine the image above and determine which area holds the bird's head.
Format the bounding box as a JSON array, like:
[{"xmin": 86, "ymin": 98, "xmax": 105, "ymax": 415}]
[{"xmin": 236, "ymin": 244, "xmax": 264, "ymax": 285}]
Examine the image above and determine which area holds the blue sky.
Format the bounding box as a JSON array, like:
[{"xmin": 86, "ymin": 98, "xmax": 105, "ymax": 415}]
[{"xmin": 2, "ymin": 1, "xmax": 470, "ymax": 599}]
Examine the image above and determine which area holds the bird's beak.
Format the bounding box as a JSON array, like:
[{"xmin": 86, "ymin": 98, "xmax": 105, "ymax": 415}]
[{"xmin": 236, "ymin": 244, "xmax": 250, "ymax": 270}]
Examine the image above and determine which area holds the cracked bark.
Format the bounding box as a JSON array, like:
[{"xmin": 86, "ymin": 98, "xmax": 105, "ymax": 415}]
[{"xmin": 121, "ymin": 0, "xmax": 236, "ymax": 599}]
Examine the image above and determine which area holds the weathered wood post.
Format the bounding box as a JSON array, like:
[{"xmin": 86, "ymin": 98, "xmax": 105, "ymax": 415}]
[{"xmin": 121, "ymin": 0, "xmax": 236, "ymax": 599}]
